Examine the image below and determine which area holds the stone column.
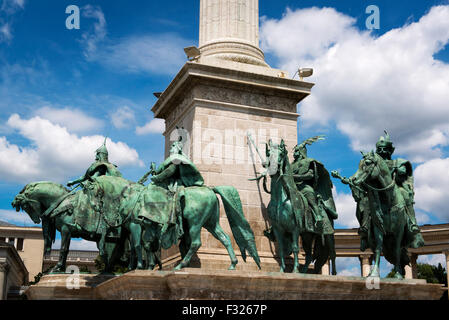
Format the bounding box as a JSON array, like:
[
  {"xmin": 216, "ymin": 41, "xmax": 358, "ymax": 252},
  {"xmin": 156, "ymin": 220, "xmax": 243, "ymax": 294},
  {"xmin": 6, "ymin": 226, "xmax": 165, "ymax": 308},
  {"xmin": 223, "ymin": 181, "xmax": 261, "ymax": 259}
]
[
  {"xmin": 0, "ymin": 262, "xmax": 10, "ymax": 300},
  {"xmin": 321, "ymin": 260, "xmax": 330, "ymax": 275},
  {"xmin": 199, "ymin": 0, "xmax": 268, "ymax": 67},
  {"xmin": 444, "ymin": 250, "xmax": 449, "ymax": 296},
  {"xmin": 359, "ymin": 254, "xmax": 371, "ymax": 277},
  {"xmin": 404, "ymin": 253, "xmax": 417, "ymax": 279}
]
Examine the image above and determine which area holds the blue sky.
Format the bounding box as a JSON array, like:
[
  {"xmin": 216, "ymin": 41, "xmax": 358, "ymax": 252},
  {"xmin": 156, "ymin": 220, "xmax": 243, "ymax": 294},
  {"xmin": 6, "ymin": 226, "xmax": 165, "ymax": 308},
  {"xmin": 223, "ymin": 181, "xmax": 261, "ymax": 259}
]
[{"xmin": 1, "ymin": 0, "xmax": 449, "ymax": 275}]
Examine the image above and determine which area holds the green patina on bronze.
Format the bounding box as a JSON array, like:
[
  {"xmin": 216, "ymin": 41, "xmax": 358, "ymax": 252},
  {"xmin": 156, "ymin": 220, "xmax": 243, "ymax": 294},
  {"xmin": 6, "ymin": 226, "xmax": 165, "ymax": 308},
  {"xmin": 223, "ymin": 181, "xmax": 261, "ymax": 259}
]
[
  {"xmin": 332, "ymin": 131, "xmax": 424, "ymax": 279},
  {"xmin": 249, "ymin": 135, "xmax": 337, "ymax": 274},
  {"xmin": 12, "ymin": 135, "xmax": 260, "ymax": 273}
]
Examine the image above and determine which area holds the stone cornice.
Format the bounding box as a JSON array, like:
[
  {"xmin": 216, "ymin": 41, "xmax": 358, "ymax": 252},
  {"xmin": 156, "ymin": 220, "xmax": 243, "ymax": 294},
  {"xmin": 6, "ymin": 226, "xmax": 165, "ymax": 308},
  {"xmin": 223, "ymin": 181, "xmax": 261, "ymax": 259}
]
[{"xmin": 151, "ymin": 62, "xmax": 314, "ymax": 120}]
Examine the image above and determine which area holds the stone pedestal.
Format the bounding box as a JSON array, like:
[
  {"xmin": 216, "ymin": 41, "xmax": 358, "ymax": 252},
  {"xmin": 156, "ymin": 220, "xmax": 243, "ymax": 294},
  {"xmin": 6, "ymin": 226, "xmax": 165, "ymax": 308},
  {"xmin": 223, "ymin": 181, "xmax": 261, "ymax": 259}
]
[
  {"xmin": 25, "ymin": 270, "xmax": 446, "ymax": 300},
  {"xmin": 152, "ymin": 62, "xmax": 313, "ymax": 271}
]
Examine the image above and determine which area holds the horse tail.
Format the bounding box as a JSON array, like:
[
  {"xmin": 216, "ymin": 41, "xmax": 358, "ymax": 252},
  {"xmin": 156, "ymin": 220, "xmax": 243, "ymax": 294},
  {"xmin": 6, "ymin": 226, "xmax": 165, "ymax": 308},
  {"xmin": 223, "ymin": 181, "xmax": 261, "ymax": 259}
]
[{"xmin": 213, "ymin": 186, "xmax": 261, "ymax": 269}]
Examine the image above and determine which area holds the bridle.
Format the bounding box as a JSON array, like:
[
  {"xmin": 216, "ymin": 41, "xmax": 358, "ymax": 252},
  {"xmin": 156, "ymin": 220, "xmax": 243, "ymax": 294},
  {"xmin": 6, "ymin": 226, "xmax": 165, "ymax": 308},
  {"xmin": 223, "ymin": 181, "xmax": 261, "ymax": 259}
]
[{"xmin": 359, "ymin": 156, "xmax": 396, "ymax": 192}]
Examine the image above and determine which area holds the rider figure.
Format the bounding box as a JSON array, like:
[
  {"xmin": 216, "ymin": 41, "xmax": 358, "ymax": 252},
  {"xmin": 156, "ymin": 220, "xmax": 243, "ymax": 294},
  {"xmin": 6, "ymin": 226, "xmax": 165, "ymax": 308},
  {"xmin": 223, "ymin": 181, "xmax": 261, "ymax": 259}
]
[
  {"xmin": 291, "ymin": 142, "xmax": 324, "ymax": 227},
  {"xmin": 375, "ymin": 131, "xmax": 420, "ymax": 234},
  {"xmin": 67, "ymin": 138, "xmax": 122, "ymax": 187},
  {"xmin": 139, "ymin": 135, "xmax": 204, "ymax": 189},
  {"xmin": 138, "ymin": 132, "xmax": 204, "ymax": 226}
]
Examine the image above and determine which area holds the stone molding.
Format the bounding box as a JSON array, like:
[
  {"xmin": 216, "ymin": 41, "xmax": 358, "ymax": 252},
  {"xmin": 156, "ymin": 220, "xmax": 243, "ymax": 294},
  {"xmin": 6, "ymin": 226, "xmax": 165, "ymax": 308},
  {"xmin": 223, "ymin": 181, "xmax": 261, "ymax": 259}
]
[{"xmin": 25, "ymin": 270, "xmax": 445, "ymax": 300}]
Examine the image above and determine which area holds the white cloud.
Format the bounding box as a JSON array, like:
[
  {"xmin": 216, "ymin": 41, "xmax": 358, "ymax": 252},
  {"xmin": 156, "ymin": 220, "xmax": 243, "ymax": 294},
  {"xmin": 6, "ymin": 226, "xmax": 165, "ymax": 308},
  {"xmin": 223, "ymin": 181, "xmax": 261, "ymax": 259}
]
[
  {"xmin": 136, "ymin": 118, "xmax": 165, "ymax": 135},
  {"xmin": 335, "ymin": 257, "xmax": 360, "ymax": 276},
  {"xmin": 260, "ymin": 6, "xmax": 449, "ymax": 163},
  {"xmin": 52, "ymin": 238, "xmax": 99, "ymax": 251},
  {"xmin": 81, "ymin": 5, "xmax": 107, "ymax": 59},
  {"xmin": 1, "ymin": 0, "xmax": 25, "ymax": 14},
  {"xmin": 0, "ymin": 114, "xmax": 143, "ymax": 184},
  {"xmin": 0, "ymin": 22, "xmax": 11, "ymax": 41},
  {"xmin": 0, "ymin": 209, "xmax": 36, "ymax": 227},
  {"xmin": 78, "ymin": 5, "xmax": 188, "ymax": 75},
  {"xmin": 34, "ymin": 106, "xmax": 104, "ymax": 133},
  {"xmin": 417, "ymin": 254, "xmax": 446, "ymax": 266},
  {"xmin": 332, "ymin": 187, "xmax": 358, "ymax": 228},
  {"xmin": 414, "ymin": 158, "xmax": 449, "ymax": 222},
  {"xmin": 92, "ymin": 34, "xmax": 190, "ymax": 75},
  {"xmin": 0, "ymin": 0, "xmax": 25, "ymax": 42},
  {"xmin": 111, "ymin": 106, "xmax": 135, "ymax": 129}
]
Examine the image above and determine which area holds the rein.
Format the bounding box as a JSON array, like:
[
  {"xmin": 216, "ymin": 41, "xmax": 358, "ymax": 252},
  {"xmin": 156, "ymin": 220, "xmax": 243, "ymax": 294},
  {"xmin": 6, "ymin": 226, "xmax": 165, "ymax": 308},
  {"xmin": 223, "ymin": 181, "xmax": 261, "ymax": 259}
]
[{"xmin": 358, "ymin": 157, "xmax": 396, "ymax": 192}]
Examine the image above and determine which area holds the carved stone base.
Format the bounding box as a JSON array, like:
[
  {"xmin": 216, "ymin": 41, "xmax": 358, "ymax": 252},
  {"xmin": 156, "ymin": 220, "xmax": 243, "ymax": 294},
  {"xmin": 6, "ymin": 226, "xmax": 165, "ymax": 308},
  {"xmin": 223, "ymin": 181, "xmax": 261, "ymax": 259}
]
[{"xmin": 25, "ymin": 270, "xmax": 445, "ymax": 300}]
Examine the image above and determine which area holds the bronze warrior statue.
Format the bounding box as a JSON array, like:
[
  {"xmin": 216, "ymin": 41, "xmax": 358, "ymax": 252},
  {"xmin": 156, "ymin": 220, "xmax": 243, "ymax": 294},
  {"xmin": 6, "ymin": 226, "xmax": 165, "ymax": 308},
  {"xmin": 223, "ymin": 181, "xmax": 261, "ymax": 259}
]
[{"xmin": 67, "ymin": 138, "xmax": 122, "ymax": 187}]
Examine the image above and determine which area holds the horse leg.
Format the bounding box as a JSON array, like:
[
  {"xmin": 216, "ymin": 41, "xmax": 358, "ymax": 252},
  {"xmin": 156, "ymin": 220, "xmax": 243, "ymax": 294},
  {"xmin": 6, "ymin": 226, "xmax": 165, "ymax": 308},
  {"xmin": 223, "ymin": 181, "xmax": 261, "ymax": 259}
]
[
  {"xmin": 300, "ymin": 233, "xmax": 314, "ymax": 273},
  {"xmin": 204, "ymin": 219, "xmax": 238, "ymax": 270},
  {"xmin": 291, "ymin": 229, "xmax": 301, "ymax": 273},
  {"xmin": 129, "ymin": 222, "xmax": 144, "ymax": 269},
  {"xmin": 368, "ymin": 225, "xmax": 382, "ymax": 278},
  {"xmin": 272, "ymin": 226, "xmax": 286, "ymax": 272},
  {"xmin": 174, "ymin": 224, "xmax": 202, "ymax": 270},
  {"xmin": 52, "ymin": 224, "xmax": 71, "ymax": 272},
  {"xmin": 393, "ymin": 228, "xmax": 405, "ymax": 279},
  {"xmin": 142, "ymin": 224, "xmax": 158, "ymax": 270},
  {"xmin": 331, "ymin": 257, "xmax": 337, "ymax": 275}
]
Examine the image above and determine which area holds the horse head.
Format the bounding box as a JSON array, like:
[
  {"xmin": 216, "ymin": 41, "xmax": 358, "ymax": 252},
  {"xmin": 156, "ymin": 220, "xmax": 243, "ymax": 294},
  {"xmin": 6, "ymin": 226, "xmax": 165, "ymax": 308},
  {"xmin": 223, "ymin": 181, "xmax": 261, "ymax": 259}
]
[
  {"xmin": 11, "ymin": 187, "xmax": 43, "ymax": 224},
  {"xmin": 351, "ymin": 151, "xmax": 382, "ymax": 187},
  {"xmin": 265, "ymin": 139, "xmax": 288, "ymax": 177}
]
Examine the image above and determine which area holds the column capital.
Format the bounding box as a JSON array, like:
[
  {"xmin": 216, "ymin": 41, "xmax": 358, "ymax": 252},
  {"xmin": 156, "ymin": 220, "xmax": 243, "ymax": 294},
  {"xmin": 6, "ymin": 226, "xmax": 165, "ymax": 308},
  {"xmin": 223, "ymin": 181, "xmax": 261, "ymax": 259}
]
[
  {"xmin": 443, "ymin": 249, "xmax": 449, "ymax": 258},
  {"xmin": 359, "ymin": 253, "xmax": 372, "ymax": 260},
  {"xmin": 408, "ymin": 252, "xmax": 418, "ymax": 262}
]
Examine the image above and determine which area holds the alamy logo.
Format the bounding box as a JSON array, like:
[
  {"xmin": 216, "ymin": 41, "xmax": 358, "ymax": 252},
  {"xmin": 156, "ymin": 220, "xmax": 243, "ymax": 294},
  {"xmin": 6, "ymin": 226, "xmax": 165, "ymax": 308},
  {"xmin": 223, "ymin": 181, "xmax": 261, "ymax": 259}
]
[
  {"xmin": 366, "ymin": 5, "xmax": 380, "ymax": 30},
  {"xmin": 66, "ymin": 265, "xmax": 80, "ymax": 289},
  {"xmin": 365, "ymin": 276, "xmax": 380, "ymax": 290},
  {"xmin": 66, "ymin": 5, "xmax": 80, "ymax": 30}
]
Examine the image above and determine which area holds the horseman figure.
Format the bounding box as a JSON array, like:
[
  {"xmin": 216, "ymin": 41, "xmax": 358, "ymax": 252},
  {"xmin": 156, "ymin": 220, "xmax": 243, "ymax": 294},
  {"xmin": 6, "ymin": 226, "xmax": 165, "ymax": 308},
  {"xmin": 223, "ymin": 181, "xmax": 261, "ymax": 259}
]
[
  {"xmin": 332, "ymin": 130, "xmax": 425, "ymax": 278},
  {"xmin": 291, "ymin": 136, "xmax": 338, "ymax": 230},
  {"xmin": 140, "ymin": 132, "xmax": 204, "ymax": 189},
  {"xmin": 352, "ymin": 131, "xmax": 421, "ymax": 251},
  {"xmin": 67, "ymin": 138, "xmax": 122, "ymax": 188},
  {"xmin": 375, "ymin": 131, "xmax": 419, "ymax": 235}
]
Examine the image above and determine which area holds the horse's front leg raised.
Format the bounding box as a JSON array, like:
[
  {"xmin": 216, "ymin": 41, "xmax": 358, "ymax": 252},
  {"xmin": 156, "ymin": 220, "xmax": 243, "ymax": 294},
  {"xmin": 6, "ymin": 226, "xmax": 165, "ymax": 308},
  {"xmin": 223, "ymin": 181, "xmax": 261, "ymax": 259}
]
[{"xmin": 51, "ymin": 224, "xmax": 71, "ymax": 272}]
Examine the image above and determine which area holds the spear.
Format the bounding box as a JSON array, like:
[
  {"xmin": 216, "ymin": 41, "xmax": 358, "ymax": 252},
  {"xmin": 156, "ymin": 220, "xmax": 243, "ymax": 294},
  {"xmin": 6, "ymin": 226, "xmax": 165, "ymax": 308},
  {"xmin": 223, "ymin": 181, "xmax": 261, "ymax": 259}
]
[
  {"xmin": 247, "ymin": 132, "xmax": 266, "ymax": 165},
  {"xmin": 247, "ymin": 132, "xmax": 268, "ymax": 182}
]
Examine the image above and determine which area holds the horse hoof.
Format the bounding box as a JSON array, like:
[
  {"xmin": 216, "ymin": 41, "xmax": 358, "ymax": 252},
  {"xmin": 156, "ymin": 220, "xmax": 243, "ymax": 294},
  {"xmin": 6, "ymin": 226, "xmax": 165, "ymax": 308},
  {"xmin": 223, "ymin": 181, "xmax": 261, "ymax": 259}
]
[
  {"xmin": 368, "ymin": 270, "xmax": 379, "ymax": 278},
  {"xmin": 394, "ymin": 273, "xmax": 404, "ymax": 280},
  {"xmin": 51, "ymin": 266, "xmax": 65, "ymax": 273},
  {"xmin": 174, "ymin": 263, "xmax": 184, "ymax": 271}
]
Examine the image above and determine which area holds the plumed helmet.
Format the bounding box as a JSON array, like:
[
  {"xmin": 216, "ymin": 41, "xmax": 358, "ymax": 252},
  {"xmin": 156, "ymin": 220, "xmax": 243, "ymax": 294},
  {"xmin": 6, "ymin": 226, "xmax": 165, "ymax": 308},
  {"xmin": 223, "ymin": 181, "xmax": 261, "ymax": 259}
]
[
  {"xmin": 294, "ymin": 135, "xmax": 325, "ymax": 159},
  {"xmin": 293, "ymin": 144, "xmax": 308, "ymax": 159},
  {"xmin": 375, "ymin": 130, "xmax": 395, "ymax": 153},
  {"xmin": 95, "ymin": 137, "xmax": 109, "ymax": 159}
]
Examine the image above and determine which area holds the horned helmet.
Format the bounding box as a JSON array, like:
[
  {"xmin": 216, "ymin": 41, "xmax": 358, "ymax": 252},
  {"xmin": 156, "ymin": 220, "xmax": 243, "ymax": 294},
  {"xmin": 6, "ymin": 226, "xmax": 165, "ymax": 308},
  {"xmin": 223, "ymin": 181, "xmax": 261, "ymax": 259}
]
[{"xmin": 375, "ymin": 130, "xmax": 395, "ymax": 160}]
